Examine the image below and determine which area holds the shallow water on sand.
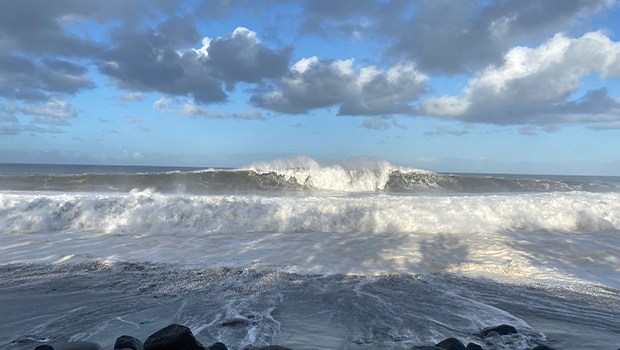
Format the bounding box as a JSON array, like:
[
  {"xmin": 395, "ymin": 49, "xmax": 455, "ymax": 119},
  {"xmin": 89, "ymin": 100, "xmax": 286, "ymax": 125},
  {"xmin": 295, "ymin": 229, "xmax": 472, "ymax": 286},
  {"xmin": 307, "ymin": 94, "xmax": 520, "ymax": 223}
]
[{"xmin": 1, "ymin": 263, "xmax": 619, "ymax": 350}]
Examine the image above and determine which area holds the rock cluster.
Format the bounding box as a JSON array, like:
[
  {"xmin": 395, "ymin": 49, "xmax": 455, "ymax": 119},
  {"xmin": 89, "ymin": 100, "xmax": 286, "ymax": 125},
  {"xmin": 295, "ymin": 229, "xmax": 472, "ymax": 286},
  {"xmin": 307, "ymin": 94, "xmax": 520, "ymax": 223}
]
[
  {"xmin": 32, "ymin": 324, "xmax": 292, "ymax": 350},
  {"xmin": 411, "ymin": 324, "xmax": 555, "ymax": 350},
  {"xmin": 30, "ymin": 323, "xmax": 569, "ymax": 350}
]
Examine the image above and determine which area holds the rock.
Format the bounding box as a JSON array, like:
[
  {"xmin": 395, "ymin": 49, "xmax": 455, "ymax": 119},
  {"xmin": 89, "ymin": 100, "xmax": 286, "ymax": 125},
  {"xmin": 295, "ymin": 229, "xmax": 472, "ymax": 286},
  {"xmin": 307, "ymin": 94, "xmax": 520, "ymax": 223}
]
[
  {"xmin": 478, "ymin": 324, "xmax": 518, "ymax": 338},
  {"xmin": 208, "ymin": 342, "xmax": 228, "ymax": 350},
  {"xmin": 483, "ymin": 331, "xmax": 500, "ymax": 339},
  {"xmin": 115, "ymin": 335, "xmax": 144, "ymax": 350},
  {"xmin": 465, "ymin": 343, "xmax": 483, "ymax": 350},
  {"xmin": 532, "ymin": 346, "xmax": 555, "ymax": 350},
  {"xmin": 411, "ymin": 347, "xmax": 443, "ymax": 350},
  {"xmin": 35, "ymin": 346, "xmax": 54, "ymax": 350},
  {"xmin": 144, "ymin": 324, "xmax": 206, "ymax": 350},
  {"xmin": 435, "ymin": 338, "xmax": 465, "ymax": 350},
  {"xmin": 257, "ymin": 346, "xmax": 294, "ymax": 350},
  {"xmin": 55, "ymin": 342, "xmax": 103, "ymax": 350}
]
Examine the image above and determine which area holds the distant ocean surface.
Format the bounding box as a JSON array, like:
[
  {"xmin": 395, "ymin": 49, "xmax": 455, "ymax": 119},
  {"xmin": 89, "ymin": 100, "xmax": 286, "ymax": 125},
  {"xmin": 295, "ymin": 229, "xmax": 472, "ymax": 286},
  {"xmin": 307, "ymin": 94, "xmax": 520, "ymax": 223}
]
[{"xmin": 1, "ymin": 157, "xmax": 619, "ymax": 350}]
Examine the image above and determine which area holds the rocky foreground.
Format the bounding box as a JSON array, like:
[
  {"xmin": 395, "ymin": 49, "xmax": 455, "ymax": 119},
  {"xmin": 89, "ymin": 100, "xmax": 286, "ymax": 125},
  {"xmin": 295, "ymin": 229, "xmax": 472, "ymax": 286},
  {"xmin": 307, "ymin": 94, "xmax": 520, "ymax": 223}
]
[{"xmin": 27, "ymin": 323, "xmax": 587, "ymax": 350}]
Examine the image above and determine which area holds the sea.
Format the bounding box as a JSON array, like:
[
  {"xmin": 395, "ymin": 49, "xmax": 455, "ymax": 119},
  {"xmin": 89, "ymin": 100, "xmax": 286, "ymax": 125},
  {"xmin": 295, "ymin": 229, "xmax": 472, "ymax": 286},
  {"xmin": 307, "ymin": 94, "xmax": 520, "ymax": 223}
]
[{"xmin": 0, "ymin": 156, "xmax": 619, "ymax": 350}]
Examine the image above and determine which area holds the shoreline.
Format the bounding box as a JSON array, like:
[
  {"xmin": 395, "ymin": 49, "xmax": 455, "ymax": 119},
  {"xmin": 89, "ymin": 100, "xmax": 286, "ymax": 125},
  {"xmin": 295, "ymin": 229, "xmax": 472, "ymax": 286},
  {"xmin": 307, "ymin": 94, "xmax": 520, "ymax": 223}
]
[{"xmin": 2, "ymin": 262, "xmax": 619, "ymax": 350}]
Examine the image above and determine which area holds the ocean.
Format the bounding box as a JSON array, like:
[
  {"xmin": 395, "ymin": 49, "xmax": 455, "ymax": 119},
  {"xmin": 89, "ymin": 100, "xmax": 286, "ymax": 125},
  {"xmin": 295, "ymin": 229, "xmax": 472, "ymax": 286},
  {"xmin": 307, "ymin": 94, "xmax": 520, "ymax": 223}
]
[{"xmin": 1, "ymin": 156, "xmax": 619, "ymax": 350}]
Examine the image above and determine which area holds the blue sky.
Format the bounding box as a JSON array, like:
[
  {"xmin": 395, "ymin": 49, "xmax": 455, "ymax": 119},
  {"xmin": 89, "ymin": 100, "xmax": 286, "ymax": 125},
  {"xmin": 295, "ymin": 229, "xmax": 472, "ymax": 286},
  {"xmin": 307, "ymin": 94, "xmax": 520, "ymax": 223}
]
[{"xmin": 1, "ymin": 0, "xmax": 620, "ymax": 175}]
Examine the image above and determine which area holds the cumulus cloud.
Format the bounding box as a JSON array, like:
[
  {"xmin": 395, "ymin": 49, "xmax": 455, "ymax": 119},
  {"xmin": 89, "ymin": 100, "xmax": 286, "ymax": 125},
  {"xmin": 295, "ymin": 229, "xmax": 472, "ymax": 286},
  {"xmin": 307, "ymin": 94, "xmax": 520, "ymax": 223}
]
[
  {"xmin": 0, "ymin": 55, "xmax": 94, "ymax": 101},
  {"xmin": 0, "ymin": 0, "xmax": 183, "ymax": 57},
  {"xmin": 99, "ymin": 25, "xmax": 290, "ymax": 104},
  {"xmin": 252, "ymin": 57, "xmax": 428, "ymax": 115},
  {"xmin": 203, "ymin": 0, "xmax": 615, "ymax": 75},
  {"xmin": 384, "ymin": 0, "xmax": 615, "ymax": 74},
  {"xmin": 205, "ymin": 27, "xmax": 292, "ymax": 84},
  {"xmin": 418, "ymin": 31, "xmax": 620, "ymax": 126}
]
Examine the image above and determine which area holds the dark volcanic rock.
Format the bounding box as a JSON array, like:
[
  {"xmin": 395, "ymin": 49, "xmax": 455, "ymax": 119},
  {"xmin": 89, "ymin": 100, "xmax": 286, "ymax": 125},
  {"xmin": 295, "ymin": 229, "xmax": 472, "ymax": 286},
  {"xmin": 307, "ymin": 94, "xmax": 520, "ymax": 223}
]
[
  {"xmin": 411, "ymin": 347, "xmax": 443, "ymax": 350},
  {"xmin": 55, "ymin": 342, "xmax": 103, "ymax": 350},
  {"xmin": 483, "ymin": 331, "xmax": 500, "ymax": 339},
  {"xmin": 465, "ymin": 343, "xmax": 483, "ymax": 350},
  {"xmin": 257, "ymin": 346, "xmax": 294, "ymax": 350},
  {"xmin": 115, "ymin": 335, "xmax": 144, "ymax": 350},
  {"xmin": 532, "ymin": 346, "xmax": 555, "ymax": 350},
  {"xmin": 478, "ymin": 324, "xmax": 518, "ymax": 338},
  {"xmin": 34, "ymin": 346, "xmax": 54, "ymax": 350},
  {"xmin": 208, "ymin": 342, "xmax": 228, "ymax": 350},
  {"xmin": 435, "ymin": 338, "xmax": 465, "ymax": 350},
  {"xmin": 144, "ymin": 324, "xmax": 206, "ymax": 350}
]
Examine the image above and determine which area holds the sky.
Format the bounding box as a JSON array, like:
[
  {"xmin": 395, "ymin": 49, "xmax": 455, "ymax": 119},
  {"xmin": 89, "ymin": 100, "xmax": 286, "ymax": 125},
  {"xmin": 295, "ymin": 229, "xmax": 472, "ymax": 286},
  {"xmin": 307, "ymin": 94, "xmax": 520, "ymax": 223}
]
[{"xmin": 1, "ymin": 0, "xmax": 620, "ymax": 175}]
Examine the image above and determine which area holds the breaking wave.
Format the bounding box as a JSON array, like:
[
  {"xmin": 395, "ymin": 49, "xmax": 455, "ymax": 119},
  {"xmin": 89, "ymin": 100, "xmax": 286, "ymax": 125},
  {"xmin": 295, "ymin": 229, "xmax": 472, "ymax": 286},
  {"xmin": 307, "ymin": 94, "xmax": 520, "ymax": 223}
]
[
  {"xmin": 1, "ymin": 190, "xmax": 619, "ymax": 235},
  {"xmin": 0, "ymin": 156, "xmax": 614, "ymax": 194}
]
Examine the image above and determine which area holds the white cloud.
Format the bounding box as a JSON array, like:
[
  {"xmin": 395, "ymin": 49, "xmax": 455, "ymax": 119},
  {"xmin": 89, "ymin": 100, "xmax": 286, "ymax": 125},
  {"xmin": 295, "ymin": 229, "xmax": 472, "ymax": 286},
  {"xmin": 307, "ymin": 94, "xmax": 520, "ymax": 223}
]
[
  {"xmin": 418, "ymin": 31, "xmax": 620, "ymax": 126},
  {"xmin": 361, "ymin": 118, "xmax": 390, "ymax": 130},
  {"xmin": 153, "ymin": 97, "xmax": 178, "ymax": 113},
  {"xmin": 179, "ymin": 100, "xmax": 265, "ymax": 120},
  {"xmin": 115, "ymin": 92, "xmax": 147, "ymax": 105},
  {"xmin": 253, "ymin": 57, "xmax": 429, "ymax": 115},
  {"xmin": 22, "ymin": 98, "xmax": 77, "ymax": 119}
]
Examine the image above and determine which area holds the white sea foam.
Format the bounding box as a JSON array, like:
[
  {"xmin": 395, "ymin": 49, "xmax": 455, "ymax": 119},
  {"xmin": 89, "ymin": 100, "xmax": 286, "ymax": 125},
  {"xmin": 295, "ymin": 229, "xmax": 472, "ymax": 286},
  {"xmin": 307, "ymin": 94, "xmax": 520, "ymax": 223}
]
[
  {"xmin": 1, "ymin": 190, "xmax": 620, "ymax": 287},
  {"xmin": 1, "ymin": 190, "xmax": 618, "ymax": 235}
]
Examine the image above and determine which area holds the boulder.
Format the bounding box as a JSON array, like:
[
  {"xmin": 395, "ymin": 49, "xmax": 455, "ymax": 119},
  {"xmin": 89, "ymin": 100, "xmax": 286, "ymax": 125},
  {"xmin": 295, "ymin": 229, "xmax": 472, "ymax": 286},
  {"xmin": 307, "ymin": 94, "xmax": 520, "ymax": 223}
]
[
  {"xmin": 435, "ymin": 338, "xmax": 465, "ymax": 350},
  {"xmin": 465, "ymin": 343, "xmax": 483, "ymax": 350},
  {"xmin": 115, "ymin": 335, "xmax": 144, "ymax": 350},
  {"xmin": 35, "ymin": 346, "xmax": 54, "ymax": 350},
  {"xmin": 483, "ymin": 331, "xmax": 500, "ymax": 339},
  {"xmin": 257, "ymin": 346, "xmax": 294, "ymax": 350},
  {"xmin": 54, "ymin": 342, "xmax": 103, "ymax": 350},
  {"xmin": 144, "ymin": 324, "xmax": 206, "ymax": 350},
  {"xmin": 478, "ymin": 325, "xmax": 517, "ymax": 338},
  {"xmin": 208, "ymin": 342, "xmax": 228, "ymax": 350},
  {"xmin": 532, "ymin": 346, "xmax": 555, "ymax": 350},
  {"xmin": 411, "ymin": 347, "xmax": 443, "ymax": 350}
]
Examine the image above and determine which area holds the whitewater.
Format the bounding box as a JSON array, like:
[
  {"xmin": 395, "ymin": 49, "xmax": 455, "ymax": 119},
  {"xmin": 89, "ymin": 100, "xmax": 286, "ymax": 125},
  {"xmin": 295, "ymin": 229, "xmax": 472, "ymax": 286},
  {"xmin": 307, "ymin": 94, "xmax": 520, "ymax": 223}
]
[{"xmin": 1, "ymin": 157, "xmax": 619, "ymax": 350}]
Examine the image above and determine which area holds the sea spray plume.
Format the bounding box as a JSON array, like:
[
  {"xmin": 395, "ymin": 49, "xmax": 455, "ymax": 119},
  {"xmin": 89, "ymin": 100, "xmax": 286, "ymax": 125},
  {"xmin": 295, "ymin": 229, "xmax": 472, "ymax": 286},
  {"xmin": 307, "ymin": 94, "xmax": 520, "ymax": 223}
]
[{"xmin": 246, "ymin": 156, "xmax": 434, "ymax": 191}]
